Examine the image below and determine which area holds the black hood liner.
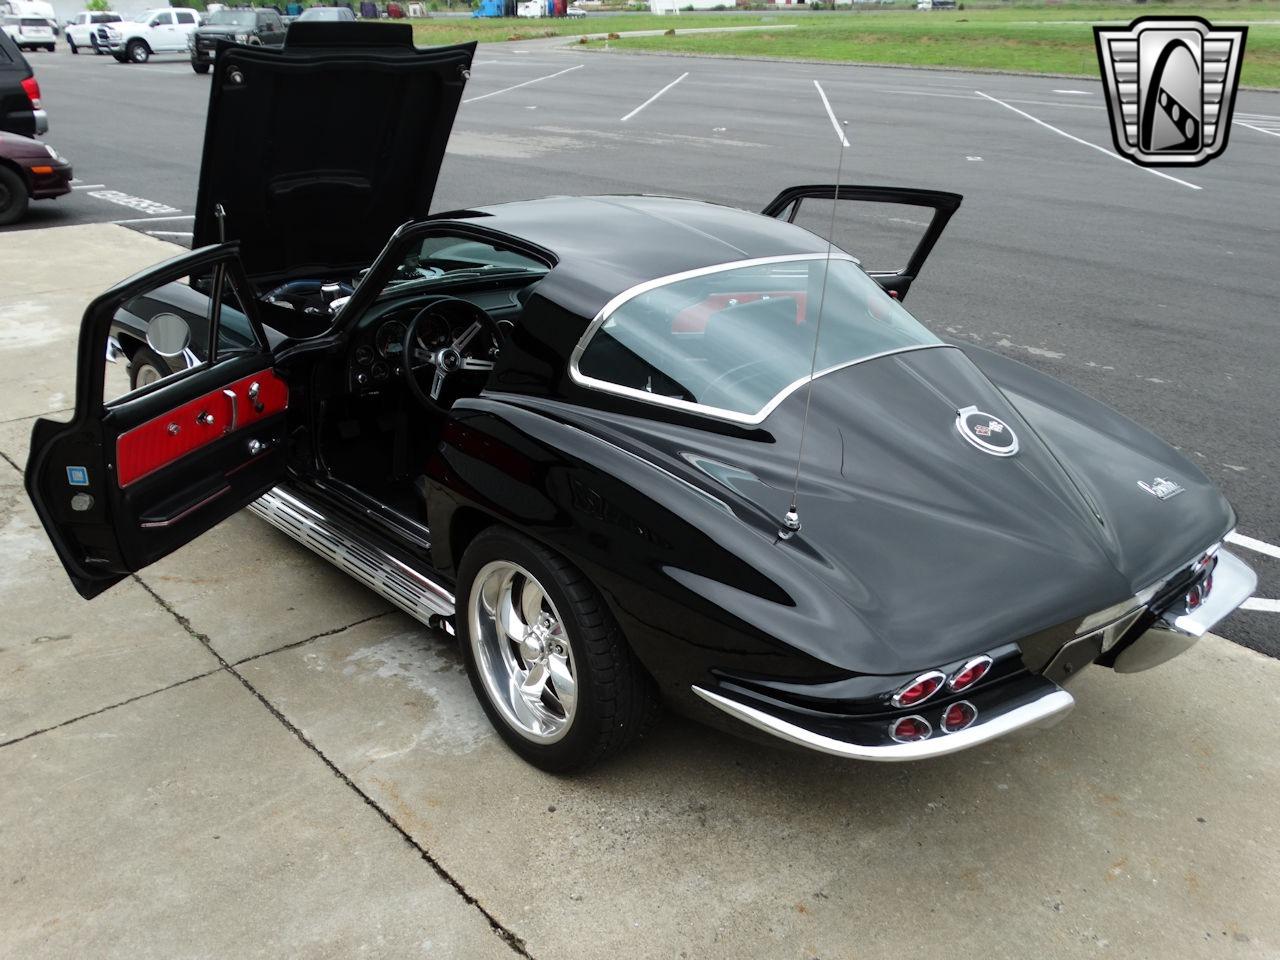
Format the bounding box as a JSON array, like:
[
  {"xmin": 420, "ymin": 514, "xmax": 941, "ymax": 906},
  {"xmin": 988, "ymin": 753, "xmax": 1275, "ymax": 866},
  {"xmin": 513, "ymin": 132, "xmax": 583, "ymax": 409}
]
[{"xmin": 192, "ymin": 24, "xmax": 474, "ymax": 284}]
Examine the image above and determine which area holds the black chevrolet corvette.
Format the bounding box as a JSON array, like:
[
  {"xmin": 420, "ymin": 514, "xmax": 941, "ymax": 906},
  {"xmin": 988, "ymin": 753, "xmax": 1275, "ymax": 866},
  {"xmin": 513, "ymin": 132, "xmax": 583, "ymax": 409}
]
[{"xmin": 26, "ymin": 23, "xmax": 1255, "ymax": 772}]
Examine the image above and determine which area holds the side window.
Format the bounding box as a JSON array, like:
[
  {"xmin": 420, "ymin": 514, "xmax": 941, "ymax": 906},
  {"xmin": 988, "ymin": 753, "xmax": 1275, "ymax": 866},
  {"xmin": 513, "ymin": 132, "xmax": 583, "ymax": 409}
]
[
  {"xmin": 176, "ymin": 11, "xmax": 196, "ymax": 25},
  {"xmin": 104, "ymin": 265, "xmax": 264, "ymax": 404}
]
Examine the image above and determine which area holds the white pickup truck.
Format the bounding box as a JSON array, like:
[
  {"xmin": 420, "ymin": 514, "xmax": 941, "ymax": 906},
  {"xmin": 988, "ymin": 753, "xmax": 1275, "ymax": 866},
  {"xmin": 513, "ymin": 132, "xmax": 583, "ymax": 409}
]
[{"xmin": 96, "ymin": 7, "xmax": 200, "ymax": 63}]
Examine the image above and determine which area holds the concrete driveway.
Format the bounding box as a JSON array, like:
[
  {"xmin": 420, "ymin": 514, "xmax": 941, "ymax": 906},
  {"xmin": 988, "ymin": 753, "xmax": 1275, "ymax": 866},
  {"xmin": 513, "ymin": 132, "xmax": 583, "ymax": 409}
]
[{"xmin": 1, "ymin": 224, "xmax": 1277, "ymax": 959}]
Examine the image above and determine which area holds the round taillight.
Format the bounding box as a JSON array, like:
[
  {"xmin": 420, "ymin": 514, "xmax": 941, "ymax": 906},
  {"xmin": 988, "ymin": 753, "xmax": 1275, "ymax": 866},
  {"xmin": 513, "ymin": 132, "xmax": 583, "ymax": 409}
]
[
  {"xmin": 940, "ymin": 701, "xmax": 977, "ymax": 733},
  {"xmin": 1186, "ymin": 585, "xmax": 1202, "ymax": 610},
  {"xmin": 890, "ymin": 715, "xmax": 931, "ymax": 743},
  {"xmin": 891, "ymin": 671, "xmax": 946, "ymax": 708},
  {"xmin": 948, "ymin": 655, "xmax": 992, "ymax": 692}
]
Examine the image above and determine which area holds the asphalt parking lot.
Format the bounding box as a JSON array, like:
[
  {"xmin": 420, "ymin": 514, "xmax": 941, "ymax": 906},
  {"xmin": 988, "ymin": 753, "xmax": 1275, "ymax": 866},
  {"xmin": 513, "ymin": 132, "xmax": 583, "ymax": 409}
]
[{"xmin": 2, "ymin": 35, "xmax": 1279, "ymax": 959}]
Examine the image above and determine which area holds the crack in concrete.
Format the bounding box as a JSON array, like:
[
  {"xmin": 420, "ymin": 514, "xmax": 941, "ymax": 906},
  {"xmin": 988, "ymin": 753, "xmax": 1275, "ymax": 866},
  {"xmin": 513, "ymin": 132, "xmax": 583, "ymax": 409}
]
[
  {"xmin": 0, "ymin": 450, "xmax": 22, "ymax": 475},
  {"xmin": 0, "ymin": 668, "xmax": 221, "ymax": 749},
  {"xmin": 230, "ymin": 610, "xmax": 394, "ymax": 667},
  {"xmin": 130, "ymin": 574, "xmax": 535, "ymax": 959}
]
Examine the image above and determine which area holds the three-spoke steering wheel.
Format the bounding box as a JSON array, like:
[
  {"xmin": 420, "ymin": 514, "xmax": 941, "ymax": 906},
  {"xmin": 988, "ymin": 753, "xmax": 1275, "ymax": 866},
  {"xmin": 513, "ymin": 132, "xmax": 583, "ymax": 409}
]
[{"xmin": 402, "ymin": 298, "xmax": 504, "ymax": 413}]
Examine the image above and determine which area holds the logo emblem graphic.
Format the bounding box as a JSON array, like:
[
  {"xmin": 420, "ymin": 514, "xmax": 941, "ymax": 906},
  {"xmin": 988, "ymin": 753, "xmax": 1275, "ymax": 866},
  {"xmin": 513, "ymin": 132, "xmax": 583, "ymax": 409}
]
[
  {"xmin": 1095, "ymin": 17, "xmax": 1247, "ymax": 167},
  {"xmin": 1138, "ymin": 477, "xmax": 1185, "ymax": 500},
  {"xmin": 956, "ymin": 406, "xmax": 1018, "ymax": 458}
]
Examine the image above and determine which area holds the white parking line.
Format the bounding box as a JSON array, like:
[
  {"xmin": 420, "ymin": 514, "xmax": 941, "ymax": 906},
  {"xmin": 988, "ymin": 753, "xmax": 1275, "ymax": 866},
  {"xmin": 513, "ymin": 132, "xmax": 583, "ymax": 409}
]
[
  {"xmin": 1053, "ymin": 89, "xmax": 1093, "ymax": 96},
  {"xmin": 975, "ymin": 90, "xmax": 1202, "ymax": 191},
  {"xmin": 70, "ymin": 183, "xmax": 106, "ymax": 190},
  {"xmin": 1235, "ymin": 120, "xmax": 1280, "ymax": 139},
  {"xmin": 1241, "ymin": 598, "xmax": 1280, "ymax": 613},
  {"xmin": 1226, "ymin": 531, "xmax": 1280, "ymax": 560},
  {"xmin": 110, "ymin": 214, "xmax": 194, "ymax": 224},
  {"xmin": 620, "ymin": 72, "xmax": 688, "ymax": 122},
  {"xmin": 146, "ymin": 230, "xmax": 193, "ymax": 238},
  {"xmin": 813, "ymin": 80, "xmax": 850, "ymax": 148},
  {"xmin": 463, "ymin": 64, "xmax": 584, "ymax": 104}
]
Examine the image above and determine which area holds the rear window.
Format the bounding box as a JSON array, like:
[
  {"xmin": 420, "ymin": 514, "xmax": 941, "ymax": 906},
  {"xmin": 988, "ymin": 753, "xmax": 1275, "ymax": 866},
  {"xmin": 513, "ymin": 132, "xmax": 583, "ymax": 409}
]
[
  {"xmin": 573, "ymin": 256, "xmax": 942, "ymax": 420},
  {"xmin": 21, "ymin": 18, "xmax": 48, "ymax": 27},
  {"xmin": 92, "ymin": 12, "xmax": 121, "ymax": 21},
  {"xmin": 176, "ymin": 11, "xmax": 196, "ymax": 23}
]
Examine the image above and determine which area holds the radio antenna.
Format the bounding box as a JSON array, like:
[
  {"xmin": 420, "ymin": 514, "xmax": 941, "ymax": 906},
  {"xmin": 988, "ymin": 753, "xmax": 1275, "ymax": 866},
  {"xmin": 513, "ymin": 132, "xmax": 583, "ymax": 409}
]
[{"xmin": 779, "ymin": 119, "xmax": 848, "ymax": 541}]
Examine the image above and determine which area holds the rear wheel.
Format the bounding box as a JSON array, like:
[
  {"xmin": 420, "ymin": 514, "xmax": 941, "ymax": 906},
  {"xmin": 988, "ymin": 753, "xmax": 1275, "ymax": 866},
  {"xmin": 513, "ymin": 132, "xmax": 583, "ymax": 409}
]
[
  {"xmin": 457, "ymin": 527, "xmax": 659, "ymax": 773},
  {"xmin": 192, "ymin": 61, "xmax": 209, "ymax": 74},
  {"xmin": 0, "ymin": 166, "xmax": 30, "ymax": 227},
  {"xmin": 127, "ymin": 345, "xmax": 170, "ymax": 391},
  {"xmin": 126, "ymin": 39, "xmax": 149, "ymax": 63},
  {"xmin": 68, "ymin": 38, "xmax": 78, "ymax": 53}
]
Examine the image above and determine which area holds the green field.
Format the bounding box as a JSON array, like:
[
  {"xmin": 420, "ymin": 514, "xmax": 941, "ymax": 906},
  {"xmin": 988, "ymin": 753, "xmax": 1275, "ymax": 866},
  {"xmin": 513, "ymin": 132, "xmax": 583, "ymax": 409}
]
[
  {"xmin": 414, "ymin": 3, "xmax": 1280, "ymax": 87},
  {"xmin": 409, "ymin": 12, "xmax": 782, "ymax": 43}
]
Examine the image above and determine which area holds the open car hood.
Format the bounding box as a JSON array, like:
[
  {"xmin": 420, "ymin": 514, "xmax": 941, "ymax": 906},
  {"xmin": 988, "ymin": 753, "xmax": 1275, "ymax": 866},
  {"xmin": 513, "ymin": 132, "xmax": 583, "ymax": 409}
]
[{"xmin": 192, "ymin": 23, "xmax": 474, "ymax": 284}]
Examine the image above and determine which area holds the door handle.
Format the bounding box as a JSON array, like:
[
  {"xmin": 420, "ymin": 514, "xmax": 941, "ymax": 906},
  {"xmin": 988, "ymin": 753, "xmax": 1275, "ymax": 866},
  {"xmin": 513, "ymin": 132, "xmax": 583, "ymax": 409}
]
[{"xmin": 223, "ymin": 389, "xmax": 238, "ymax": 433}]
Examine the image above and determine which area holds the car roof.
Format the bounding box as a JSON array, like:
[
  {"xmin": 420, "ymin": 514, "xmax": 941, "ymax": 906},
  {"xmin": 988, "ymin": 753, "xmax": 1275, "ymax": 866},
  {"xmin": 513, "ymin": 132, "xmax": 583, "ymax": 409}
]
[{"xmin": 468, "ymin": 194, "xmax": 833, "ymax": 321}]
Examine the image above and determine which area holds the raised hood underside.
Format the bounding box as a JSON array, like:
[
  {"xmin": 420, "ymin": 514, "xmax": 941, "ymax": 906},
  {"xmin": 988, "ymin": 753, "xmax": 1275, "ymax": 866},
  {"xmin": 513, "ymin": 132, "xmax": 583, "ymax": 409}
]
[{"xmin": 192, "ymin": 23, "xmax": 474, "ymax": 283}]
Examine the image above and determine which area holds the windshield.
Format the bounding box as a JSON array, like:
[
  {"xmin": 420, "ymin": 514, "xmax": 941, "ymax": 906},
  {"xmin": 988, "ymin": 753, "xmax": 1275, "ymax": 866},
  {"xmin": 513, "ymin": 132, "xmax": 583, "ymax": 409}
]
[
  {"xmin": 573, "ymin": 256, "xmax": 942, "ymax": 421},
  {"xmin": 205, "ymin": 10, "xmax": 256, "ymax": 25},
  {"xmin": 376, "ymin": 234, "xmax": 548, "ymax": 299},
  {"xmin": 297, "ymin": 7, "xmax": 352, "ymax": 19}
]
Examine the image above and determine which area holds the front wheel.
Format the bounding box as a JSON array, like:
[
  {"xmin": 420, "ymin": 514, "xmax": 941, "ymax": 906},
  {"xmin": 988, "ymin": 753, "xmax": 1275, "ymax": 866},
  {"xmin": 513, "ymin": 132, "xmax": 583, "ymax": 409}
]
[
  {"xmin": 45, "ymin": 44, "xmax": 55, "ymax": 52},
  {"xmin": 126, "ymin": 39, "xmax": 149, "ymax": 63},
  {"xmin": 192, "ymin": 61, "xmax": 209, "ymax": 74},
  {"xmin": 457, "ymin": 527, "xmax": 659, "ymax": 773},
  {"xmin": 112, "ymin": 52, "xmax": 128, "ymax": 62},
  {"xmin": 68, "ymin": 38, "xmax": 78, "ymax": 53},
  {"xmin": 0, "ymin": 166, "xmax": 30, "ymax": 227}
]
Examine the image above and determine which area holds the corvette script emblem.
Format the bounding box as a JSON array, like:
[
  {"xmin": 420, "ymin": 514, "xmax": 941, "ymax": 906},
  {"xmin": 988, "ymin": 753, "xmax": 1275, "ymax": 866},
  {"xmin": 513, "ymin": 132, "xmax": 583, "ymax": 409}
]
[
  {"xmin": 1138, "ymin": 477, "xmax": 1185, "ymax": 500},
  {"xmin": 1094, "ymin": 17, "xmax": 1247, "ymax": 167},
  {"xmin": 956, "ymin": 406, "xmax": 1018, "ymax": 458}
]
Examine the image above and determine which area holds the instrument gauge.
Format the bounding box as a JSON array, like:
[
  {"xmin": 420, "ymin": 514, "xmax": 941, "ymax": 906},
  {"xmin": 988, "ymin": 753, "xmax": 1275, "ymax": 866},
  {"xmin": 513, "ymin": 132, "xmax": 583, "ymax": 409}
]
[{"xmin": 376, "ymin": 320, "xmax": 408, "ymax": 358}]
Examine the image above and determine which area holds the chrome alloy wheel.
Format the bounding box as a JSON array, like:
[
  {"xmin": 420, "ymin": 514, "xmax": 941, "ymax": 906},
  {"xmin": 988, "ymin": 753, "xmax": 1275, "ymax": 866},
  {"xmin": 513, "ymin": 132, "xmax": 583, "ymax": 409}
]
[{"xmin": 468, "ymin": 560, "xmax": 578, "ymax": 744}]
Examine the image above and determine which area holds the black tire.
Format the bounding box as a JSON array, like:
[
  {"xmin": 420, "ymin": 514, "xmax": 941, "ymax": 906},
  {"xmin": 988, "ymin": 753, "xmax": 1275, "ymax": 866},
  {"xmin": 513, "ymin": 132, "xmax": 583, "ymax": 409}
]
[
  {"xmin": 45, "ymin": 44, "xmax": 55, "ymax": 52},
  {"xmin": 192, "ymin": 61, "xmax": 209, "ymax": 74},
  {"xmin": 91, "ymin": 36, "xmax": 102, "ymax": 54},
  {"xmin": 126, "ymin": 39, "xmax": 149, "ymax": 63},
  {"xmin": 69, "ymin": 38, "xmax": 79, "ymax": 54},
  {"xmin": 113, "ymin": 52, "xmax": 128, "ymax": 62},
  {"xmin": 0, "ymin": 166, "xmax": 30, "ymax": 227},
  {"xmin": 127, "ymin": 345, "xmax": 171, "ymax": 391},
  {"xmin": 456, "ymin": 526, "xmax": 660, "ymax": 773}
]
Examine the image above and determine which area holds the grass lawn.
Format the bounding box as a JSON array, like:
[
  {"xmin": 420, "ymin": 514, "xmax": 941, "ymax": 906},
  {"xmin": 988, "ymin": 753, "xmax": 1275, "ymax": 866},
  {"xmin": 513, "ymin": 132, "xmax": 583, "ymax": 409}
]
[
  {"xmin": 566, "ymin": 3, "xmax": 1280, "ymax": 88},
  {"xmin": 408, "ymin": 12, "xmax": 783, "ymax": 43}
]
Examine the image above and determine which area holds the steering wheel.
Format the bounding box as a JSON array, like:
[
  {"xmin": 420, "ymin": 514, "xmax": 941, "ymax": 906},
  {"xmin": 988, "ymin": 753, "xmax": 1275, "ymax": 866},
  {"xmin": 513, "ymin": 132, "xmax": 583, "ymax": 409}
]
[{"xmin": 402, "ymin": 297, "xmax": 504, "ymax": 413}]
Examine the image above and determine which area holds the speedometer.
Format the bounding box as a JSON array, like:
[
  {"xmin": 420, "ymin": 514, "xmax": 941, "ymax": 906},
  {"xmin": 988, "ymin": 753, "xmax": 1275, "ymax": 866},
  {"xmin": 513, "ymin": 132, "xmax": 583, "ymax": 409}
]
[{"xmin": 376, "ymin": 320, "xmax": 408, "ymax": 358}]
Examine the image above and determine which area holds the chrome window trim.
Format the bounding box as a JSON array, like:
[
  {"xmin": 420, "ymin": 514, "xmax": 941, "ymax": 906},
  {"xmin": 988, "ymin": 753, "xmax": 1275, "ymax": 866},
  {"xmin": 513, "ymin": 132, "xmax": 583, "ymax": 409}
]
[{"xmin": 567, "ymin": 253, "xmax": 950, "ymax": 426}]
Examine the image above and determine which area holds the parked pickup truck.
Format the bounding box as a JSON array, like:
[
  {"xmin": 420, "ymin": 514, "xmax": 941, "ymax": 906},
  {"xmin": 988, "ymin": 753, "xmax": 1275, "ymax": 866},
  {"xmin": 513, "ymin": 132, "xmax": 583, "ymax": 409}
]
[
  {"xmin": 96, "ymin": 7, "xmax": 200, "ymax": 64},
  {"xmin": 188, "ymin": 8, "xmax": 284, "ymax": 75}
]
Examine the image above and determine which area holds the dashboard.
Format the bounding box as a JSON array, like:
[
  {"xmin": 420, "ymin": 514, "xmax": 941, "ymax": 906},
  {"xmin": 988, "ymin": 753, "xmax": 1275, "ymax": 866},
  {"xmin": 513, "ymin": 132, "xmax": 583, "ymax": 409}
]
[{"xmin": 347, "ymin": 285, "xmax": 526, "ymax": 396}]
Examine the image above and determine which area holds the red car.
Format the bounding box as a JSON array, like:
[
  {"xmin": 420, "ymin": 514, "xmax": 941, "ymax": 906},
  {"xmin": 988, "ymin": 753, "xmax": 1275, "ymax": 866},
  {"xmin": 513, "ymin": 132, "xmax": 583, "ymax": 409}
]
[{"xmin": 0, "ymin": 129, "xmax": 71, "ymax": 225}]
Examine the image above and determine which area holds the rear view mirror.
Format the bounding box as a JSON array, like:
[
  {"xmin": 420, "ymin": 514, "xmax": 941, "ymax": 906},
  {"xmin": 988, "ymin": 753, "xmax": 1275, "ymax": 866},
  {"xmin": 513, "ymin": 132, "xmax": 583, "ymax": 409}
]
[{"xmin": 146, "ymin": 312, "xmax": 192, "ymax": 358}]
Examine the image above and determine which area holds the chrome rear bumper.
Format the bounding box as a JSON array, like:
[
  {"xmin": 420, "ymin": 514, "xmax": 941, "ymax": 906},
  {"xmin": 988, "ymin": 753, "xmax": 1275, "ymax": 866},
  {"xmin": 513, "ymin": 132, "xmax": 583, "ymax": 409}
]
[
  {"xmin": 1114, "ymin": 547, "xmax": 1256, "ymax": 672},
  {"xmin": 692, "ymin": 679, "xmax": 1074, "ymax": 762}
]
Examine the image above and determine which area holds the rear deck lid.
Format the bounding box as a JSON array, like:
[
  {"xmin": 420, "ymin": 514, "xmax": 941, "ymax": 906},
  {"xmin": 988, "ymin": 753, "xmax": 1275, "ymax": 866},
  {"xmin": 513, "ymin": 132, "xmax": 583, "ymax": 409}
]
[{"xmin": 192, "ymin": 23, "xmax": 474, "ymax": 283}]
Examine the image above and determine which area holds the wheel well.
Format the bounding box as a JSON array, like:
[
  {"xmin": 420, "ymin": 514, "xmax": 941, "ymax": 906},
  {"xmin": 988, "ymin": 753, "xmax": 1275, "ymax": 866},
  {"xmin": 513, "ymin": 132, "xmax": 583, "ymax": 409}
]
[
  {"xmin": 115, "ymin": 332, "xmax": 144, "ymax": 361},
  {"xmin": 127, "ymin": 36, "xmax": 150, "ymax": 51},
  {"xmin": 446, "ymin": 507, "xmax": 497, "ymax": 575},
  {"xmin": 0, "ymin": 157, "xmax": 25, "ymax": 184}
]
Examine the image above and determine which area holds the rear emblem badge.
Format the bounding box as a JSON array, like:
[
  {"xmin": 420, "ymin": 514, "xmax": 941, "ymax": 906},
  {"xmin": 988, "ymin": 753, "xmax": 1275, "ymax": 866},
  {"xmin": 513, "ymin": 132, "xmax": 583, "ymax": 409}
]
[
  {"xmin": 1138, "ymin": 476, "xmax": 1185, "ymax": 500},
  {"xmin": 956, "ymin": 406, "xmax": 1019, "ymax": 457}
]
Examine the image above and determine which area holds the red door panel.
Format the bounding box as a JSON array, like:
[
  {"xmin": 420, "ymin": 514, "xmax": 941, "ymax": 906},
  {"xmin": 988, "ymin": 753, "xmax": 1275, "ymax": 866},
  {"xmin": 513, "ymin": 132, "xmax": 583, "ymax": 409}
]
[{"xmin": 116, "ymin": 369, "xmax": 288, "ymax": 488}]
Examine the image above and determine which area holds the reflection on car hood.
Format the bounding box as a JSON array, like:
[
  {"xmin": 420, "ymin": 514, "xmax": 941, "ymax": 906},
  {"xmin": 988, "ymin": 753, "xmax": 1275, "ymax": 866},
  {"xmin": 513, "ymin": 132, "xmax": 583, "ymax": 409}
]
[
  {"xmin": 192, "ymin": 22, "xmax": 474, "ymax": 285},
  {"xmin": 583, "ymin": 345, "xmax": 1233, "ymax": 673}
]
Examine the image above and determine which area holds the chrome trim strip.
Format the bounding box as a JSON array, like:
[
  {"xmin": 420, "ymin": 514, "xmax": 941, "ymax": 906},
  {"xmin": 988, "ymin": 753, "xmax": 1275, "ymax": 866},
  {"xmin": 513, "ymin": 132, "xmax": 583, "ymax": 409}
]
[
  {"xmin": 566, "ymin": 252, "xmax": 951, "ymax": 426},
  {"xmin": 692, "ymin": 685, "xmax": 1075, "ymax": 762},
  {"xmin": 248, "ymin": 485, "xmax": 456, "ymax": 622},
  {"xmin": 140, "ymin": 485, "xmax": 229, "ymax": 528}
]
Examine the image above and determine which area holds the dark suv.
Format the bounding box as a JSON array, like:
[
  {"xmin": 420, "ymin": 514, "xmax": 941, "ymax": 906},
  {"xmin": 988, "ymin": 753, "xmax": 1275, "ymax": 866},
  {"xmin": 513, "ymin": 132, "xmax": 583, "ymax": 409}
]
[
  {"xmin": 0, "ymin": 29, "xmax": 46, "ymax": 137},
  {"xmin": 189, "ymin": 8, "xmax": 284, "ymax": 74}
]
